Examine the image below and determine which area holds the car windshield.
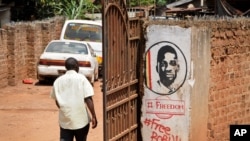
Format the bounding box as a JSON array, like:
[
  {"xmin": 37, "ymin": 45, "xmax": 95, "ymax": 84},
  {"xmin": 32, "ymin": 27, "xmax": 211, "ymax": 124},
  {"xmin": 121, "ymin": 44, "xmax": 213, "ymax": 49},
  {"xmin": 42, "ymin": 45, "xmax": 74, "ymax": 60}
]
[
  {"xmin": 45, "ymin": 42, "xmax": 88, "ymax": 54},
  {"xmin": 63, "ymin": 23, "xmax": 102, "ymax": 43}
]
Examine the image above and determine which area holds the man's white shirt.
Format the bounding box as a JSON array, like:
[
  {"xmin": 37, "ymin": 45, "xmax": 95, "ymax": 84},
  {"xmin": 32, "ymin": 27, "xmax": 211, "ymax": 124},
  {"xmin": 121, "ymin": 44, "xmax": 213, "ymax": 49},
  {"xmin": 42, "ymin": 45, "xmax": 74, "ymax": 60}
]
[{"xmin": 50, "ymin": 70, "xmax": 94, "ymax": 129}]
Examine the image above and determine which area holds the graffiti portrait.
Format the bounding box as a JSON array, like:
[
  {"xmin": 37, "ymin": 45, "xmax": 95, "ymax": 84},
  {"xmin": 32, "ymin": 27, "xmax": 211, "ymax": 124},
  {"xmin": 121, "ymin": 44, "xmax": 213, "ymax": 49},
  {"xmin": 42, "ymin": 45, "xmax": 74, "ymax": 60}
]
[{"xmin": 144, "ymin": 41, "xmax": 187, "ymax": 95}]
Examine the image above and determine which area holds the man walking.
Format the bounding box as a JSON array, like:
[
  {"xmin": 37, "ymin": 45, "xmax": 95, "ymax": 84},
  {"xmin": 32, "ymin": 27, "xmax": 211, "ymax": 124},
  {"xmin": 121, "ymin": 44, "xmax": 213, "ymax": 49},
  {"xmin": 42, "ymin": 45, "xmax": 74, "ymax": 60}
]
[{"xmin": 50, "ymin": 57, "xmax": 97, "ymax": 141}]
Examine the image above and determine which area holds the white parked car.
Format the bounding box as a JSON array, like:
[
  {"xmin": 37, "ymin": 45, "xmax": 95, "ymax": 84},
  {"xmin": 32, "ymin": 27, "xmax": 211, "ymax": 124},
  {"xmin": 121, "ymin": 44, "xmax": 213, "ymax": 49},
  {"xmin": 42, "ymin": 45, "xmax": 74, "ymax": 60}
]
[
  {"xmin": 37, "ymin": 40, "xmax": 99, "ymax": 85},
  {"xmin": 60, "ymin": 20, "xmax": 103, "ymax": 74}
]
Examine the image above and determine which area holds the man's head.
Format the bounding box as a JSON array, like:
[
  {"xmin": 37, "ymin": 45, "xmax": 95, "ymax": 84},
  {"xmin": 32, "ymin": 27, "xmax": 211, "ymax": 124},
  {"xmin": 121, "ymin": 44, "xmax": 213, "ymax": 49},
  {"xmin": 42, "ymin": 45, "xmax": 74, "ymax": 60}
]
[
  {"xmin": 156, "ymin": 45, "xmax": 179, "ymax": 88},
  {"xmin": 65, "ymin": 57, "xmax": 79, "ymax": 72}
]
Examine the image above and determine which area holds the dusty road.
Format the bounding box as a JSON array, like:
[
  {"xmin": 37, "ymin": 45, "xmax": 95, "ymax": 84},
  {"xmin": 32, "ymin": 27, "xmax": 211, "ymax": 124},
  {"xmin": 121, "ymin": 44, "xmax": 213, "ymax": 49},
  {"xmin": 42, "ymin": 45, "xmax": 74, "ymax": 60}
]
[{"xmin": 0, "ymin": 79, "xmax": 103, "ymax": 141}]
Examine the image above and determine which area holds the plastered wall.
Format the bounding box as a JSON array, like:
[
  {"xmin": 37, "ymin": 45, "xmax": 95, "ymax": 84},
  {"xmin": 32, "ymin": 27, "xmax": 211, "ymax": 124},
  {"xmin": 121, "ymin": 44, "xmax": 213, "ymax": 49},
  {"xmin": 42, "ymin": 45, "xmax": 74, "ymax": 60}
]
[{"xmin": 142, "ymin": 18, "xmax": 250, "ymax": 141}]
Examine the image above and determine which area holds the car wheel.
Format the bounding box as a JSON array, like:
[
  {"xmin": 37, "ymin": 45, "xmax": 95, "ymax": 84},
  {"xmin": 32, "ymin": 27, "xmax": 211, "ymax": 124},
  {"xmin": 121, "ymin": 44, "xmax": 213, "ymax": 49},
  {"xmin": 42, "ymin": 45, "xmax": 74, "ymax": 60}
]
[{"xmin": 38, "ymin": 79, "xmax": 49, "ymax": 85}]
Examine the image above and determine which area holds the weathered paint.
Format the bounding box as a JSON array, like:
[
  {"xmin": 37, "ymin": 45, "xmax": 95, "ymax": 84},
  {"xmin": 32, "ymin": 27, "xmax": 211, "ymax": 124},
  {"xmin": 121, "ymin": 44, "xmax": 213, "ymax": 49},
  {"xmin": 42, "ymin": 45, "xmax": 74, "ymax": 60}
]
[{"xmin": 141, "ymin": 25, "xmax": 191, "ymax": 141}]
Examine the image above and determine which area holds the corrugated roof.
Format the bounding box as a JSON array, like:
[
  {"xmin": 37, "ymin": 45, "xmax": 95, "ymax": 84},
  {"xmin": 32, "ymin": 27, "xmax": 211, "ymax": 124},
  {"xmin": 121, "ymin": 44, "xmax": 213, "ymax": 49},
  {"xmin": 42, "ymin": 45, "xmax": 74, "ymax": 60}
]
[{"xmin": 166, "ymin": 0, "xmax": 249, "ymax": 16}]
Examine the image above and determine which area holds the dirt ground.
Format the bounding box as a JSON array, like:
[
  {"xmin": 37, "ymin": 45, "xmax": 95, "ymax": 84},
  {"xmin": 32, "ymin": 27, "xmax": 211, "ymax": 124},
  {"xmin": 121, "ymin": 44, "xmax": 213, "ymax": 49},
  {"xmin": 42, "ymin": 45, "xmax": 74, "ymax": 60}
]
[{"xmin": 0, "ymin": 79, "xmax": 103, "ymax": 141}]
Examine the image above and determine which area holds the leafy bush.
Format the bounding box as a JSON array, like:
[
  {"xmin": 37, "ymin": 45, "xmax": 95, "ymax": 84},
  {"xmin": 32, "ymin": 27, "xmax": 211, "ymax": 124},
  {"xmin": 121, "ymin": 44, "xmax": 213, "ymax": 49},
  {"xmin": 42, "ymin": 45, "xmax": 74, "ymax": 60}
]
[
  {"xmin": 40, "ymin": 0, "xmax": 101, "ymax": 19},
  {"xmin": 8, "ymin": 0, "xmax": 101, "ymax": 21}
]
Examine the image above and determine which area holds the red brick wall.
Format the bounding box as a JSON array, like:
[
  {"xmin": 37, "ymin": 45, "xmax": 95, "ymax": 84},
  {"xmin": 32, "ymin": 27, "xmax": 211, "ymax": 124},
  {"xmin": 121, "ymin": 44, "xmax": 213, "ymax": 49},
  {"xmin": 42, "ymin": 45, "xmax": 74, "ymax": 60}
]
[
  {"xmin": 0, "ymin": 16, "xmax": 65, "ymax": 87},
  {"xmin": 0, "ymin": 27, "xmax": 8, "ymax": 88},
  {"xmin": 208, "ymin": 19, "xmax": 250, "ymax": 141}
]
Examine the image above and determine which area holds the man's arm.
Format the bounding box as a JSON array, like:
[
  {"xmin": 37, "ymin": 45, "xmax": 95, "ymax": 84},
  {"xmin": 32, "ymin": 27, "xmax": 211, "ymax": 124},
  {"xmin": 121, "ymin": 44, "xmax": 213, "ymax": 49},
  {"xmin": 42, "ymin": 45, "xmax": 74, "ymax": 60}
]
[
  {"xmin": 55, "ymin": 100, "xmax": 60, "ymax": 108},
  {"xmin": 50, "ymin": 87, "xmax": 60, "ymax": 109},
  {"xmin": 85, "ymin": 97, "xmax": 97, "ymax": 128}
]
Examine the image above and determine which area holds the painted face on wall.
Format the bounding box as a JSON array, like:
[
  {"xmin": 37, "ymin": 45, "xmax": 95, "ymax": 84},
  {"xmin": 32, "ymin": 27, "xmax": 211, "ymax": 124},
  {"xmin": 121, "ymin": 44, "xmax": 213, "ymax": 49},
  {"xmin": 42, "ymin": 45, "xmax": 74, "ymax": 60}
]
[
  {"xmin": 145, "ymin": 41, "xmax": 187, "ymax": 95},
  {"xmin": 157, "ymin": 46, "xmax": 179, "ymax": 88}
]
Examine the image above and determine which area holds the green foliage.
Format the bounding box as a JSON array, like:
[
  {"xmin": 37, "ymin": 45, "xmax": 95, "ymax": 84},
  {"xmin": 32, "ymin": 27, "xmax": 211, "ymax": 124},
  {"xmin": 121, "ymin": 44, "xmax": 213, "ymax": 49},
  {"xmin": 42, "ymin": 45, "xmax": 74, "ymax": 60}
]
[
  {"xmin": 39, "ymin": 0, "xmax": 101, "ymax": 20},
  {"xmin": 36, "ymin": 0, "xmax": 57, "ymax": 19},
  {"xmin": 128, "ymin": 0, "xmax": 167, "ymax": 7},
  {"xmin": 9, "ymin": 0, "xmax": 170, "ymax": 21},
  {"xmin": 156, "ymin": 0, "xmax": 167, "ymax": 6},
  {"xmin": 55, "ymin": 0, "xmax": 85, "ymax": 19},
  {"xmin": 128, "ymin": 0, "xmax": 155, "ymax": 7}
]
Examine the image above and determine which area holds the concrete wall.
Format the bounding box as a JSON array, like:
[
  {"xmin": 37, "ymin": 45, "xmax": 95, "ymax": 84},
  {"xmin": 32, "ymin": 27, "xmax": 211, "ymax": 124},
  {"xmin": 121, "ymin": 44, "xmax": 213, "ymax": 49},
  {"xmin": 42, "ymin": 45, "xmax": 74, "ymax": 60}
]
[
  {"xmin": 141, "ymin": 25, "xmax": 192, "ymax": 141},
  {"xmin": 142, "ymin": 17, "xmax": 250, "ymax": 141},
  {"xmin": 0, "ymin": 16, "xmax": 65, "ymax": 88},
  {"xmin": 190, "ymin": 26, "xmax": 210, "ymax": 141}
]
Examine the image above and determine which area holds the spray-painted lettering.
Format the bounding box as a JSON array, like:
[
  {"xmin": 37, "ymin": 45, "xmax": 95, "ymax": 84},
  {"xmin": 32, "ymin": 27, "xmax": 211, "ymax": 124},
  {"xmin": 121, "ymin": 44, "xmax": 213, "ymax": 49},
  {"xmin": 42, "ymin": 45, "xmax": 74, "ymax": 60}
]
[{"xmin": 143, "ymin": 118, "xmax": 181, "ymax": 141}]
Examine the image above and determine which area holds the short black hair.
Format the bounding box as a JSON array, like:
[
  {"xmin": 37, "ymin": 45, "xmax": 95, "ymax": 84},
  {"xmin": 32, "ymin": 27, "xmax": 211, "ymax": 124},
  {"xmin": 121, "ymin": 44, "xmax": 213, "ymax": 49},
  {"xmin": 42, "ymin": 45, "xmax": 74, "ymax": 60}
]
[
  {"xmin": 157, "ymin": 45, "xmax": 177, "ymax": 63},
  {"xmin": 65, "ymin": 57, "xmax": 78, "ymax": 70}
]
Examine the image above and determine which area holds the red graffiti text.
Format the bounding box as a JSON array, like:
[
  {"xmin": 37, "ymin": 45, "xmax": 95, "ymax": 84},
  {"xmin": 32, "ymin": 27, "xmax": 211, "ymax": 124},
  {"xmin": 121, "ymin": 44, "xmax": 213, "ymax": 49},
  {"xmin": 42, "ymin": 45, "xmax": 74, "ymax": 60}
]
[{"xmin": 143, "ymin": 118, "xmax": 181, "ymax": 141}]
